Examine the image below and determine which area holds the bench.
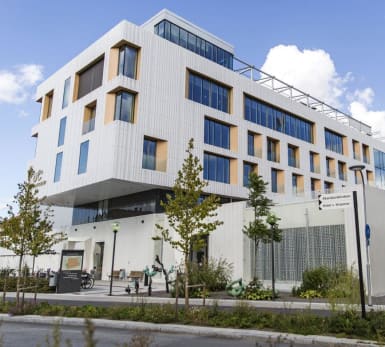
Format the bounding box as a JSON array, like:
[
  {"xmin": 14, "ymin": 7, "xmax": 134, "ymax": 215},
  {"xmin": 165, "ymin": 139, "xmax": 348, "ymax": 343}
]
[
  {"xmin": 108, "ymin": 270, "xmax": 120, "ymax": 280},
  {"xmin": 127, "ymin": 271, "xmax": 144, "ymax": 282}
]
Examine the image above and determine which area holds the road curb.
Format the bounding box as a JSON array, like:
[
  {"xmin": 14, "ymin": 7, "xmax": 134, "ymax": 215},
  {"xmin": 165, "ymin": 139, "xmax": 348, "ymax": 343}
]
[{"xmin": 0, "ymin": 314, "xmax": 378, "ymax": 346}]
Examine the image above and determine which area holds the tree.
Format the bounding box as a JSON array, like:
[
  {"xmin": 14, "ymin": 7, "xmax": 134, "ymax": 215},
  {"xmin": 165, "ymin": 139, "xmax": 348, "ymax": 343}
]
[
  {"xmin": 155, "ymin": 139, "xmax": 223, "ymax": 311},
  {"xmin": 0, "ymin": 167, "xmax": 66, "ymax": 304},
  {"xmin": 243, "ymin": 172, "xmax": 282, "ymax": 279}
]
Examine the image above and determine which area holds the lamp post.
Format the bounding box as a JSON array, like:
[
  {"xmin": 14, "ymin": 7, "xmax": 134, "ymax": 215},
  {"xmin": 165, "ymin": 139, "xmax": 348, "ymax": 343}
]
[
  {"xmin": 109, "ymin": 221, "xmax": 120, "ymax": 296},
  {"xmin": 349, "ymin": 164, "xmax": 372, "ymax": 307}
]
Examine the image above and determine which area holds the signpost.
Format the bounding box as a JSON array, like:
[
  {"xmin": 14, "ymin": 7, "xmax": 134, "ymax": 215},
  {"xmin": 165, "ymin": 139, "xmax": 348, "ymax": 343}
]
[
  {"xmin": 56, "ymin": 249, "xmax": 84, "ymax": 293},
  {"xmin": 318, "ymin": 192, "xmax": 353, "ymax": 210}
]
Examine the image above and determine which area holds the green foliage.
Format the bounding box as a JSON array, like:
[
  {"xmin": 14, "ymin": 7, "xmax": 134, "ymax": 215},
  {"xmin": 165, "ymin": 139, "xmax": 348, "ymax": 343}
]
[
  {"xmin": 299, "ymin": 289, "xmax": 322, "ymax": 299},
  {"xmin": 172, "ymin": 258, "xmax": 233, "ymax": 297},
  {"xmin": 294, "ymin": 266, "xmax": 361, "ymax": 304},
  {"xmin": 3, "ymin": 301, "xmax": 385, "ymax": 342},
  {"xmin": 155, "ymin": 139, "xmax": 223, "ymax": 309},
  {"xmin": 241, "ymin": 279, "xmax": 274, "ymax": 301},
  {"xmin": 243, "ymin": 173, "xmax": 282, "ymax": 279},
  {"xmin": 0, "ymin": 277, "xmax": 53, "ymax": 293}
]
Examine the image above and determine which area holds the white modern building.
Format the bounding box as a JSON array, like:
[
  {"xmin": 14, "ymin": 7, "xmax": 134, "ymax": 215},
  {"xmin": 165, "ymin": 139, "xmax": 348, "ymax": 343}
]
[{"xmin": 4, "ymin": 10, "xmax": 385, "ymax": 292}]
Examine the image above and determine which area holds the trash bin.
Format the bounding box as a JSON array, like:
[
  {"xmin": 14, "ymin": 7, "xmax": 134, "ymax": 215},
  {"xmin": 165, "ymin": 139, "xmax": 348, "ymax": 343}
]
[{"xmin": 49, "ymin": 272, "xmax": 57, "ymax": 287}]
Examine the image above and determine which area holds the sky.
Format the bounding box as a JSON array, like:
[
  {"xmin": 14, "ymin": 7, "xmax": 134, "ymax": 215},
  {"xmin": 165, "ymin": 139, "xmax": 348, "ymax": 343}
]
[{"xmin": 1, "ymin": 0, "xmax": 385, "ymax": 215}]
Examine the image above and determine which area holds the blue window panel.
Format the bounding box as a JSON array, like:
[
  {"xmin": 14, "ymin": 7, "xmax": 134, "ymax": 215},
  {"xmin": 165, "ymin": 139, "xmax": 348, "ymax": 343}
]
[
  {"xmin": 179, "ymin": 28, "xmax": 187, "ymax": 48},
  {"xmin": 187, "ymin": 32, "xmax": 196, "ymax": 52},
  {"xmin": 118, "ymin": 46, "xmax": 137, "ymax": 79},
  {"xmin": 325, "ymin": 129, "xmax": 343, "ymax": 154},
  {"xmin": 78, "ymin": 141, "xmax": 89, "ymax": 174},
  {"xmin": 170, "ymin": 23, "xmax": 179, "ymax": 44},
  {"xmin": 62, "ymin": 77, "xmax": 71, "ymax": 109},
  {"xmin": 188, "ymin": 72, "xmax": 229, "ymax": 113},
  {"xmin": 203, "ymin": 153, "xmax": 230, "ymax": 183},
  {"xmin": 54, "ymin": 152, "xmax": 63, "ymax": 182},
  {"xmin": 243, "ymin": 163, "xmax": 252, "ymax": 187},
  {"xmin": 157, "ymin": 21, "xmax": 165, "ymax": 37},
  {"xmin": 204, "ymin": 119, "xmax": 230, "ymax": 149},
  {"xmin": 58, "ymin": 117, "xmax": 67, "ymax": 147},
  {"xmin": 114, "ymin": 91, "xmax": 135, "ymax": 122},
  {"xmin": 202, "ymin": 79, "xmax": 210, "ymax": 106},
  {"xmin": 310, "ymin": 152, "xmax": 315, "ymax": 172},
  {"xmin": 164, "ymin": 21, "xmax": 171, "ymax": 40},
  {"xmin": 248, "ymin": 133, "xmax": 254, "ymax": 156},
  {"xmin": 288, "ymin": 146, "xmax": 296, "ymax": 167},
  {"xmin": 142, "ymin": 138, "xmax": 157, "ymax": 170},
  {"xmin": 271, "ymin": 169, "xmax": 278, "ymax": 193},
  {"xmin": 245, "ymin": 95, "xmax": 313, "ymax": 143}
]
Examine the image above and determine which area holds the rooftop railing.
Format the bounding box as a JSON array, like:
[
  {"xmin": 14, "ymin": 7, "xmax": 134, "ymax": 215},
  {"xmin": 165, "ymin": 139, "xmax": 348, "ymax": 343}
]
[{"xmin": 233, "ymin": 57, "xmax": 372, "ymax": 136}]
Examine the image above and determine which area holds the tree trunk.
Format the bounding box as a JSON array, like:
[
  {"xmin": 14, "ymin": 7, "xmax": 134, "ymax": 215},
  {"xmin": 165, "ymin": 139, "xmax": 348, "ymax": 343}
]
[
  {"xmin": 254, "ymin": 239, "xmax": 257, "ymax": 280},
  {"xmin": 32, "ymin": 256, "xmax": 36, "ymax": 276},
  {"xmin": 16, "ymin": 254, "xmax": 23, "ymax": 306},
  {"xmin": 184, "ymin": 254, "xmax": 189, "ymax": 313}
]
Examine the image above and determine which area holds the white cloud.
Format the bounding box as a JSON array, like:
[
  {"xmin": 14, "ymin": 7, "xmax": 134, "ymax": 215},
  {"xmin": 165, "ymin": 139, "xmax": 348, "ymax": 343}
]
[
  {"xmin": 260, "ymin": 44, "xmax": 350, "ymax": 108},
  {"xmin": 0, "ymin": 64, "xmax": 43, "ymax": 104},
  {"xmin": 349, "ymin": 88, "xmax": 385, "ymax": 138}
]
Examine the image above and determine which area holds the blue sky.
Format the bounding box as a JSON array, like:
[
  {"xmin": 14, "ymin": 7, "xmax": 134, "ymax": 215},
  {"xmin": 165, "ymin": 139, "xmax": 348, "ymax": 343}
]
[{"xmin": 1, "ymin": 0, "xmax": 385, "ymax": 214}]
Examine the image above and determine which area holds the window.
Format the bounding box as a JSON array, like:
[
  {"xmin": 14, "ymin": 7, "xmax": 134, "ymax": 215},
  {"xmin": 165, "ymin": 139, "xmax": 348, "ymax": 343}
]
[
  {"xmin": 42, "ymin": 90, "xmax": 54, "ymax": 121},
  {"xmin": 309, "ymin": 151, "xmax": 320, "ymax": 173},
  {"xmin": 363, "ymin": 144, "xmax": 370, "ymax": 164},
  {"xmin": 325, "ymin": 129, "xmax": 344, "ymax": 154},
  {"xmin": 338, "ymin": 161, "xmax": 347, "ymax": 181},
  {"xmin": 204, "ymin": 118, "xmax": 230, "ymax": 149},
  {"xmin": 203, "ymin": 152, "xmax": 230, "ymax": 183},
  {"xmin": 54, "ymin": 152, "xmax": 63, "ymax": 182},
  {"xmin": 374, "ymin": 149, "xmax": 385, "ymax": 190},
  {"xmin": 324, "ymin": 181, "xmax": 334, "ymax": 193},
  {"xmin": 271, "ymin": 169, "xmax": 278, "ymax": 193},
  {"xmin": 188, "ymin": 72, "xmax": 230, "ymax": 113},
  {"xmin": 352, "ymin": 140, "xmax": 361, "ymax": 160},
  {"xmin": 310, "ymin": 178, "xmax": 321, "ymax": 198},
  {"xmin": 114, "ymin": 91, "xmax": 135, "ymax": 122},
  {"xmin": 326, "ymin": 157, "xmax": 335, "ymax": 177},
  {"xmin": 142, "ymin": 138, "xmax": 157, "ymax": 170},
  {"xmin": 77, "ymin": 57, "xmax": 104, "ymax": 99},
  {"xmin": 292, "ymin": 174, "xmax": 304, "ymax": 195},
  {"xmin": 83, "ymin": 102, "xmax": 96, "ymax": 134},
  {"xmin": 57, "ymin": 117, "xmax": 66, "ymax": 147},
  {"xmin": 288, "ymin": 144, "xmax": 299, "ymax": 168},
  {"xmin": 62, "ymin": 77, "xmax": 71, "ymax": 109},
  {"xmin": 244, "ymin": 95, "xmax": 313, "ymax": 143},
  {"xmin": 243, "ymin": 162, "xmax": 257, "ymax": 187},
  {"xmin": 78, "ymin": 141, "xmax": 89, "ymax": 174},
  {"xmin": 247, "ymin": 133, "xmax": 254, "ymax": 156},
  {"xmin": 267, "ymin": 138, "xmax": 279, "ymax": 163},
  {"xmin": 118, "ymin": 45, "xmax": 138, "ymax": 79},
  {"xmin": 154, "ymin": 20, "xmax": 233, "ymax": 69}
]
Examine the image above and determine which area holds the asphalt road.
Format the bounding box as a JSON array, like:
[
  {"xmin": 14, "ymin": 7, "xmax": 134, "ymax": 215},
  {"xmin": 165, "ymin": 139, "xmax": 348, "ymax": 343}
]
[{"xmin": 0, "ymin": 321, "xmax": 313, "ymax": 347}]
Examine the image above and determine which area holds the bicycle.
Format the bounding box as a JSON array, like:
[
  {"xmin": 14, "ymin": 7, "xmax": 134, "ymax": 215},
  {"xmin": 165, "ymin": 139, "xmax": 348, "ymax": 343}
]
[{"xmin": 81, "ymin": 272, "xmax": 95, "ymax": 289}]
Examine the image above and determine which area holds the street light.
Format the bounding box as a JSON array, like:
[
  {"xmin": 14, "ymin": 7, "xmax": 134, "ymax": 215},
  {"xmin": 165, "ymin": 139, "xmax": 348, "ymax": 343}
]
[
  {"xmin": 349, "ymin": 164, "xmax": 372, "ymax": 307},
  {"xmin": 109, "ymin": 221, "xmax": 120, "ymax": 296}
]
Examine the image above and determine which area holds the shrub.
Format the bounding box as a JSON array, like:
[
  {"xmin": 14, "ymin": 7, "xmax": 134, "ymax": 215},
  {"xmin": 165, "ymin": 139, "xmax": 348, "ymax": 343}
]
[
  {"xmin": 172, "ymin": 258, "xmax": 233, "ymax": 297},
  {"xmin": 242, "ymin": 278, "xmax": 274, "ymax": 301},
  {"xmin": 299, "ymin": 289, "xmax": 322, "ymax": 299},
  {"xmin": 300, "ymin": 266, "xmax": 332, "ymax": 296},
  {"xmin": 0, "ymin": 276, "xmax": 53, "ymax": 293}
]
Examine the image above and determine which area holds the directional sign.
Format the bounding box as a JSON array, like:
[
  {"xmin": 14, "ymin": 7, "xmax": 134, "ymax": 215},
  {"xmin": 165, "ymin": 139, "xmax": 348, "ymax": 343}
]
[{"xmin": 318, "ymin": 192, "xmax": 353, "ymax": 210}]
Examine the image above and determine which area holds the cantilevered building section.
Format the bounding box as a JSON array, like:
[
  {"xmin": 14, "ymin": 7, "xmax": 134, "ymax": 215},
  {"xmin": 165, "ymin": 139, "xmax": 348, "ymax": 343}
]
[{"xmin": 31, "ymin": 9, "xmax": 384, "ymax": 226}]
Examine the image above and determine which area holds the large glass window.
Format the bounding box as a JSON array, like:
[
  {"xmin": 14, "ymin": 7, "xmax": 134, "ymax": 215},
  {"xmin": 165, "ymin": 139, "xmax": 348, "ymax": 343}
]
[
  {"xmin": 57, "ymin": 117, "xmax": 66, "ymax": 147},
  {"xmin": 243, "ymin": 163, "xmax": 256, "ymax": 187},
  {"xmin": 114, "ymin": 91, "xmax": 135, "ymax": 122},
  {"xmin": 78, "ymin": 140, "xmax": 89, "ymax": 174},
  {"xmin": 154, "ymin": 20, "xmax": 233, "ymax": 69},
  {"xmin": 288, "ymin": 145, "xmax": 299, "ymax": 168},
  {"xmin": 204, "ymin": 118, "xmax": 230, "ymax": 149},
  {"xmin": 142, "ymin": 138, "xmax": 157, "ymax": 170},
  {"xmin": 77, "ymin": 57, "xmax": 104, "ymax": 99},
  {"xmin": 62, "ymin": 77, "xmax": 71, "ymax": 109},
  {"xmin": 203, "ymin": 152, "xmax": 230, "ymax": 183},
  {"xmin": 325, "ymin": 129, "xmax": 344, "ymax": 154},
  {"xmin": 188, "ymin": 72, "xmax": 229, "ymax": 113},
  {"xmin": 267, "ymin": 138, "xmax": 279, "ymax": 162},
  {"xmin": 244, "ymin": 95, "xmax": 313, "ymax": 143},
  {"xmin": 118, "ymin": 45, "xmax": 138, "ymax": 79},
  {"xmin": 54, "ymin": 152, "xmax": 63, "ymax": 182},
  {"xmin": 374, "ymin": 149, "xmax": 385, "ymax": 190}
]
